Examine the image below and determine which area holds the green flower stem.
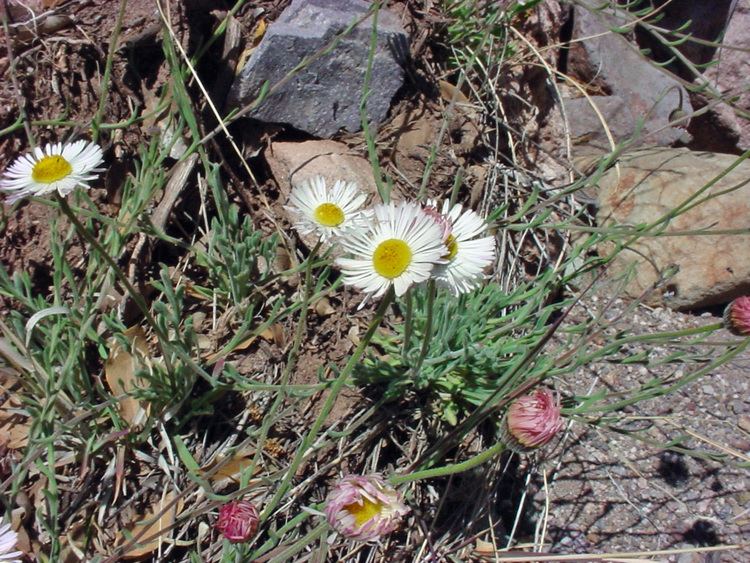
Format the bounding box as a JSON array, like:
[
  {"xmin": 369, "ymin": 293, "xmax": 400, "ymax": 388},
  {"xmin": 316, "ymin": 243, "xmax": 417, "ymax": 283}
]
[
  {"xmin": 260, "ymin": 287, "xmax": 395, "ymax": 521},
  {"xmin": 91, "ymin": 0, "xmax": 127, "ymax": 141},
  {"xmin": 250, "ymin": 505, "xmax": 318, "ymax": 560},
  {"xmin": 55, "ymin": 194, "xmax": 175, "ymax": 378},
  {"xmin": 555, "ymin": 321, "xmax": 725, "ymax": 370},
  {"xmin": 402, "ymin": 288, "xmax": 413, "ymax": 361},
  {"xmin": 389, "ymin": 441, "xmax": 506, "ymax": 486},
  {"xmin": 250, "ymin": 240, "xmax": 321, "ymax": 477},
  {"xmin": 266, "ymin": 523, "xmax": 328, "ymax": 563},
  {"xmin": 410, "ymin": 279, "xmax": 436, "ymax": 378}
]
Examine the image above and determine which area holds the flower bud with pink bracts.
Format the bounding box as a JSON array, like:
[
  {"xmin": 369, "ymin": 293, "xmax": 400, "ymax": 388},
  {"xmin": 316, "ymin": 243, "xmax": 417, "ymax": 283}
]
[
  {"xmin": 216, "ymin": 500, "xmax": 259, "ymax": 544},
  {"xmin": 325, "ymin": 474, "xmax": 409, "ymax": 541},
  {"xmin": 723, "ymin": 296, "xmax": 750, "ymax": 336},
  {"xmin": 502, "ymin": 388, "xmax": 564, "ymax": 452}
]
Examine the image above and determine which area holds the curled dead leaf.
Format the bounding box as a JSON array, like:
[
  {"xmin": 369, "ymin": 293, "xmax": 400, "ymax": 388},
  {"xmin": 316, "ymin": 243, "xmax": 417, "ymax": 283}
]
[
  {"xmin": 0, "ymin": 370, "xmax": 31, "ymax": 450},
  {"xmin": 201, "ymin": 448, "xmax": 259, "ymax": 490},
  {"xmin": 313, "ymin": 297, "xmax": 335, "ymax": 317},
  {"xmin": 438, "ymin": 79, "xmax": 469, "ymax": 104},
  {"xmin": 116, "ymin": 492, "xmax": 184, "ymax": 560},
  {"xmin": 104, "ymin": 327, "xmax": 151, "ymax": 428}
]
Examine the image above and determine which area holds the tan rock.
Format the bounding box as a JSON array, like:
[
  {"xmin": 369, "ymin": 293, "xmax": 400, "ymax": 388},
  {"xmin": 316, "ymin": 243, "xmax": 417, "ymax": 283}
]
[
  {"xmin": 596, "ymin": 148, "xmax": 750, "ymax": 310},
  {"xmin": 265, "ymin": 140, "xmax": 378, "ymax": 200},
  {"xmin": 265, "ymin": 140, "xmax": 380, "ymax": 251}
]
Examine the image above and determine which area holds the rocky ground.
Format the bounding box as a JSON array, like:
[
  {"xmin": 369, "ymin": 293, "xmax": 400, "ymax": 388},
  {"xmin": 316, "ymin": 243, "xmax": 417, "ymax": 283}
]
[{"xmin": 1, "ymin": 0, "xmax": 749, "ymax": 561}]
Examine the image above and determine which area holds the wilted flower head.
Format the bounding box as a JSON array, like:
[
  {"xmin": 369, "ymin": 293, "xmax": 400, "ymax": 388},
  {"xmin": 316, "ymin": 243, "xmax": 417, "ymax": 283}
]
[
  {"xmin": 723, "ymin": 296, "xmax": 750, "ymax": 336},
  {"xmin": 215, "ymin": 500, "xmax": 259, "ymax": 543},
  {"xmin": 0, "ymin": 516, "xmax": 22, "ymax": 563},
  {"xmin": 286, "ymin": 176, "xmax": 369, "ymax": 242},
  {"xmin": 325, "ymin": 474, "xmax": 409, "ymax": 541},
  {"xmin": 0, "ymin": 140, "xmax": 104, "ymax": 203},
  {"xmin": 502, "ymin": 388, "xmax": 564, "ymax": 452}
]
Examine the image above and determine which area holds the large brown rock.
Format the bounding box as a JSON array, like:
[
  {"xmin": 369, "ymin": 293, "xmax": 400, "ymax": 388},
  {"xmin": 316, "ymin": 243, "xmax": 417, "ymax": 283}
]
[{"xmin": 596, "ymin": 148, "xmax": 750, "ymax": 310}]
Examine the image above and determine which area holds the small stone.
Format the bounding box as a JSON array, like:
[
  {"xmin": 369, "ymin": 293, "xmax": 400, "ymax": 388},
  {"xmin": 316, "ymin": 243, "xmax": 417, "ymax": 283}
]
[
  {"xmin": 739, "ymin": 415, "xmax": 750, "ymax": 434},
  {"xmin": 727, "ymin": 437, "xmax": 750, "ymax": 452},
  {"xmin": 701, "ymin": 384, "xmax": 716, "ymax": 395},
  {"xmin": 730, "ymin": 400, "xmax": 746, "ymax": 415}
]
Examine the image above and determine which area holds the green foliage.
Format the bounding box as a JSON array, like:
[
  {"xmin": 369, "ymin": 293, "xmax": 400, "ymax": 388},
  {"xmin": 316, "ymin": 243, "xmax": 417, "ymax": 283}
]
[
  {"xmin": 357, "ymin": 269, "xmax": 567, "ymax": 424},
  {"xmin": 441, "ymin": 0, "xmax": 541, "ymax": 68},
  {"xmin": 196, "ymin": 197, "xmax": 278, "ymax": 305}
]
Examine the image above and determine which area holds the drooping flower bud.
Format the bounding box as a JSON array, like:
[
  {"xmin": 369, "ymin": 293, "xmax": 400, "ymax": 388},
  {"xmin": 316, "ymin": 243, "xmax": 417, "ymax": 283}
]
[
  {"xmin": 325, "ymin": 474, "xmax": 409, "ymax": 541},
  {"xmin": 502, "ymin": 388, "xmax": 564, "ymax": 452},
  {"xmin": 723, "ymin": 296, "xmax": 750, "ymax": 336},
  {"xmin": 216, "ymin": 500, "xmax": 259, "ymax": 543}
]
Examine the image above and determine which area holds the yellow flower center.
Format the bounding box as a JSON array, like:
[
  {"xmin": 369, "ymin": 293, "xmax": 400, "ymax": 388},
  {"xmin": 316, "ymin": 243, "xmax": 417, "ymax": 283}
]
[
  {"xmin": 313, "ymin": 202, "xmax": 345, "ymax": 227},
  {"xmin": 373, "ymin": 239, "xmax": 412, "ymax": 279},
  {"xmin": 32, "ymin": 155, "xmax": 72, "ymax": 184},
  {"xmin": 344, "ymin": 497, "xmax": 383, "ymax": 527},
  {"xmin": 444, "ymin": 234, "xmax": 458, "ymax": 261}
]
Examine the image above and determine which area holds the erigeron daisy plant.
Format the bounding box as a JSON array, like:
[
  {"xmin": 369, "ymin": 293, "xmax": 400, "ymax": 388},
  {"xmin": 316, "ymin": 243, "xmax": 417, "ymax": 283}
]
[
  {"xmin": 336, "ymin": 201, "xmax": 447, "ymax": 298},
  {"xmin": 287, "ymin": 176, "xmax": 369, "ymax": 242},
  {"xmin": 0, "ymin": 140, "xmax": 104, "ymax": 203},
  {"xmin": 0, "ymin": 516, "xmax": 22, "ymax": 563},
  {"xmin": 425, "ymin": 199, "xmax": 496, "ymax": 295}
]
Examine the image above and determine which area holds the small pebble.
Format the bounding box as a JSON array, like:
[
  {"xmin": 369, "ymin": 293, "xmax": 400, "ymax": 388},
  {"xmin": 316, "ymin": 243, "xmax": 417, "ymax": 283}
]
[
  {"xmin": 730, "ymin": 400, "xmax": 746, "ymax": 415},
  {"xmin": 727, "ymin": 437, "xmax": 750, "ymax": 452}
]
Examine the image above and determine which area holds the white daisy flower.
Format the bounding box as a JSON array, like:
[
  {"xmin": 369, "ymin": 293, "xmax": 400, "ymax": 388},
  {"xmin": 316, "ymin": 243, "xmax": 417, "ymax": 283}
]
[
  {"xmin": 336, "ymin": 201, "xmax": 447, "ymax": 298},
  {"xmin": 0, "ymin": 140, "xmax": 104, "ymax": 203},
  {"xmin": 0, "ymin": 516, "xmax": 22, "ymax": 563},
  {"xmin": 426, "ymin": 200, "xmax": 495, "ymax": 295},
  {"xmin": 287, "ymin": 176, "xmax": 369, "ymax": 242}
]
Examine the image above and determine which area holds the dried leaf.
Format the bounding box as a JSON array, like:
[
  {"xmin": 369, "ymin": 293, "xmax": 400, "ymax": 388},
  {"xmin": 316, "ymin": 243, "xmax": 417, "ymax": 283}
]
[
  {"xmin": 313, "ymin": 297, "xmax": 335, "ymax": 317},
  {"xmin": 117, "ymin": 492, "xmax": 183, "ymax": 560},
  {"xmin": 202, "ymin": 448, "xmax": 258, "ymax": 489},
  {"xmin": 268, "ymin": 323, "xmax": 285, "ymax": 347},
  {"xmin": 347, "ymin": 325, "xmax": 360, "ymax": 346},
  {"xmin": 0, "ymin": 370, "xmax": 31, "ymax": 449},
  {"xmin": 438, "ymin": 79, "xmax": 469, "ymax": 104},
  {"xmin": 105, "ymin": 327, "xmax": 151, "ymax": 428},
  {"xmin": 235, "ymin": 19, "xmax": 267, "ymax": 75}
]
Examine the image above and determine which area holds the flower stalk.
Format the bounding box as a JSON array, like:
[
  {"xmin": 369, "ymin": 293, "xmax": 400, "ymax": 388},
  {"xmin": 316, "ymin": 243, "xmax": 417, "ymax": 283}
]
[{"xmin": 260, "ymin": 287, "xmax": 395, "ymax": 520}]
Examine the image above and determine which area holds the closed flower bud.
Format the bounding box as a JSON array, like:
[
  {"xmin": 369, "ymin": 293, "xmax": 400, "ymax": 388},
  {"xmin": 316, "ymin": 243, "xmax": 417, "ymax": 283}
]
[
  {"xmin": 325, "ymin": 474, "xmax": 409, "ymax": 541},
  {"xmin": 502, "ymin": 388, "xmax": 564, "ymax": 452},
  {"xmin": 723, "ymin": 296, "xmax": 750, "ymax": 336},
  {"xmin": 216, "ymin": 500, "xmax": 259, "ymax": 543}
]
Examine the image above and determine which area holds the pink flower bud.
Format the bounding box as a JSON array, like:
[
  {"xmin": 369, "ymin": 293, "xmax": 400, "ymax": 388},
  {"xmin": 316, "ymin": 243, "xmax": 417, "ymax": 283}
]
[
  {"xmin": 216, "ymin": 500, "xmax": 259, "ymax": 543},
  {"xmin": 325, "ymin": 474, "xmax": 409, "ymax": 541},
  {"xmin": 502, "ymin": 388, "xmax": 564, "ymax": 452},
  {"xmin": 723, "ymin": 296, "xmax": 750, "ymax": 336}
]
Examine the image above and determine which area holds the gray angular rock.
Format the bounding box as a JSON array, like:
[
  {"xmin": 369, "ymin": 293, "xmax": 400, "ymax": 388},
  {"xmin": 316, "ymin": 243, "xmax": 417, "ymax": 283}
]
[
  {"xmin": 227, "ymin": 0, "xmax": 407, "ymax": 138},
  {"xmin": 562, "ymin": 95, "xmax": 636, "ymax": 151},
  {"xmin": 567, "ymin": 3, "xmax": 692, "ymax": 146},
  {"xmin": 633, "ymin": 0, "xmax": 737, "ymax": 73},
  {"xmin": 704, "ymin": 0, "xmax": 750, "ymax": 151}
]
